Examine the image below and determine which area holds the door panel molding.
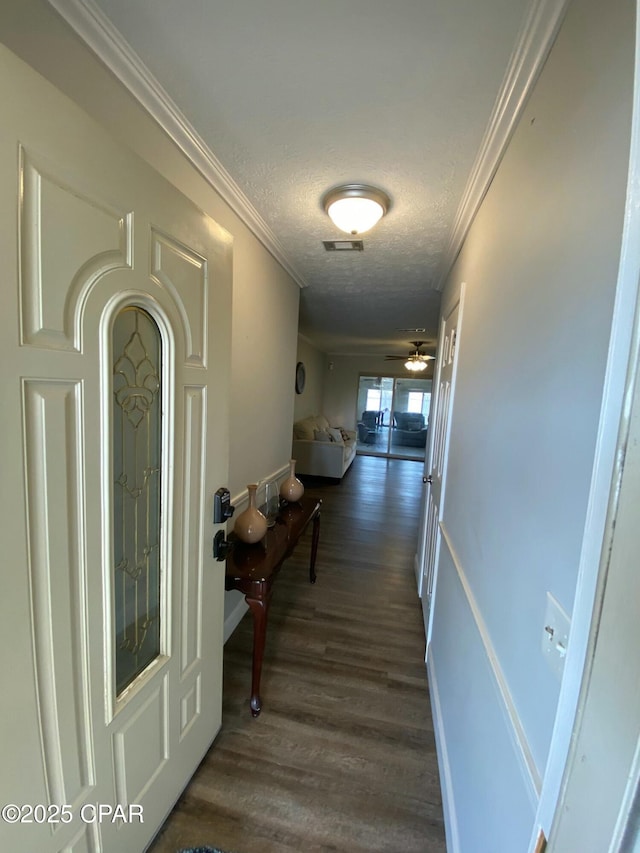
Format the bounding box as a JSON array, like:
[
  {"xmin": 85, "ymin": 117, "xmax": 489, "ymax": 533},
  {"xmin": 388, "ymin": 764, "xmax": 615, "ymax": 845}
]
[
  {"xmin": 23, "ymin": 378, "xmax": 94, "ymax": 806},
  {"xmin": 180, "ymin": 385, "xmax": 206, "ymax": 676},
  {"xmin": 112, "ymin": 675, "xmax": 169, "ymax": 805},
  {"xmin": 150, "ymin": 228, "xmax": 208, "ymax": 368},
  {"xmin": 19, "ymin": 145, "xmax": 132, "ymax": 352}
]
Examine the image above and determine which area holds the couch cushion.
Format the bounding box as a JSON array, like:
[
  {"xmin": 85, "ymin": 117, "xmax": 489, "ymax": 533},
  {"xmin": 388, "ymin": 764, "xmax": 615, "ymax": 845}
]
[
  {"xmin": 293, "ymin": 417, "xmax": 316, "ymax": 440},
  {"xmin": 395, "ymin": 412, "xmax": 425, "ymax": 431},
  {"xmin": 314, "ymin": 428, "xmax": 332, "ymax": 442}
]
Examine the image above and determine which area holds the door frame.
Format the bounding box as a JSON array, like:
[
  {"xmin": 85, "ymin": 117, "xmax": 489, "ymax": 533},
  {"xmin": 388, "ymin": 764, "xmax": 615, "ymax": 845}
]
[
  {"xmin": 415, "ymin": 284, "xmax": 465, "ymax": 612},
  {"xmin": 531, "ymin": 6, "xmax": 640, "ymax": 842},
  {"xmin": 546, "ymin": 282, "xmax": 640, "ymax": 848}
]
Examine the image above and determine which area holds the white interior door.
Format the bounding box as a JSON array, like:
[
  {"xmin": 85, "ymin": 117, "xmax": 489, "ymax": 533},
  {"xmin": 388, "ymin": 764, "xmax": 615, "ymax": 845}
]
[
  {"xmin": 546, "ymin": 287, "xmax": 640, "ymax": 851},
  {"xmin": 418, "ymin": 291, "xmax": 464, "ymax": 642},
  {"xmin": 0, "ymin": 46, "xmax": 232, "ymax": 853}
]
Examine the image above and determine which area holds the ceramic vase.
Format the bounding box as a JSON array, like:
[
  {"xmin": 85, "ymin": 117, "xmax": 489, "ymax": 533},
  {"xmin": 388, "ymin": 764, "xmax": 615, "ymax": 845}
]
[
  {"xmin": 234, "ymin": 484, "xmax": 268, "ymax": 543},
  {"xmin": 280, "ymin": 459, "xmax": 304, "ymax": 503}
]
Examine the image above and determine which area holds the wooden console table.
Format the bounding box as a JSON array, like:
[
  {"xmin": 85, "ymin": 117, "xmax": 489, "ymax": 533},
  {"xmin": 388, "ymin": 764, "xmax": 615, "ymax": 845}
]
[{"xmin": 224, "ymin": 495, "xmax": 321, "ymax": 717}]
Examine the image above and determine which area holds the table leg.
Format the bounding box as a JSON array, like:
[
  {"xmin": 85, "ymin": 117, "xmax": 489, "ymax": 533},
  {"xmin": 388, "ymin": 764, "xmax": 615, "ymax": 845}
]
[
  {"xmin": 309, "ymin": 511, "xmax": 320, "ymax": 584},
  {"xmin": 246, "ymin": 596, "xmax": 269, "ymax": 717}
]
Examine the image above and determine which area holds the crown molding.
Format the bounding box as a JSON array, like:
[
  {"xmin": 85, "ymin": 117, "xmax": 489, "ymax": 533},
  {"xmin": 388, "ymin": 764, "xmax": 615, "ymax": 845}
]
[
  {"xmin": 296, "ymin": 332, "xmax": 323, "ymax": 350},
  {"xmin": 434, "ymin": 0, "xmax": 571, "ymax": 291},
  {"xmin": 46, "ymin": 0, "xmax": 309, "ymax": 289}
]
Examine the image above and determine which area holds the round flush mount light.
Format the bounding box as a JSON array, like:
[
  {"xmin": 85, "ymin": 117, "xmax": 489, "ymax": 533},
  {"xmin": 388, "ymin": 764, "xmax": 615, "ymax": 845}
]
[{"xmin": 323, "ymin": 184, "xmax": 390, "ymax": 235}]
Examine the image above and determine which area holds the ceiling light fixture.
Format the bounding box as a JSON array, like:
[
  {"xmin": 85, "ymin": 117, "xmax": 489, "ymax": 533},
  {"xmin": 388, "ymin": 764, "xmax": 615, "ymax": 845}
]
[
  {"xmin": 323, "ymin": 184, "xmax": 390, "ymax": 235},
  {"xmin": 385, "ymin": 341, "xmax": 434, "ymax": 371},
  {"xmin": 404, "ymin": 357, "xmax": 428, "ymax": 372}
]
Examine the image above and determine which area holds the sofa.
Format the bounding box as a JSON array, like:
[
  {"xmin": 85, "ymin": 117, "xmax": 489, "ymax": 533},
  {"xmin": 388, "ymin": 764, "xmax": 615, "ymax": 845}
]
[
  {"xmin": 392, "ymin": 412, "xmax": 428, "ymax": 448},
  {"xmin": 292, "ymin": 414, "xmax": 357, "ymax": 479}
]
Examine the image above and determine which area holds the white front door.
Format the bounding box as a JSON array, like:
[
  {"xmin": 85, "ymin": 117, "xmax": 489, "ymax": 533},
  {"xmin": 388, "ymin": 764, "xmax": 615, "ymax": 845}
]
[
  {"xmin": 419, "ymin": 291, "xmax": 464, "ymax": 642},
  {"xmin": 0, "ymin": 46, "xmax": 232, "ymax": 853}
]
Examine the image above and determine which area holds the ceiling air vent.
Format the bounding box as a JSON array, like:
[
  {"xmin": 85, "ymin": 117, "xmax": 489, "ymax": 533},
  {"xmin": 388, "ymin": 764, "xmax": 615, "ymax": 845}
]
[{"xmin": 323, "ymin": 240, "xmax": 364, "ymax": 252}]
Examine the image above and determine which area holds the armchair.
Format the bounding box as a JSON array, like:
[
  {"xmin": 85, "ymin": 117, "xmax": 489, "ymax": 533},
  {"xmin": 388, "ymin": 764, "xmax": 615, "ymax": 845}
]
[
  {"xmin": 361, "ymin": 410, "xmax": 378, "ymax": 429},
  {"xmin": 357, "ymin": 422, "xmax": 377, "ymax": 444},
  {"xmin": 392, "ymin": 412, "xmax": 428, "ymax": 448}
]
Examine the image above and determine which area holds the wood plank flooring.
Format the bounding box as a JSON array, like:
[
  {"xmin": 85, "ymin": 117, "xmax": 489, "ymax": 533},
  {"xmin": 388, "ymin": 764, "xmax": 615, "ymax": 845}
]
[{"xmin": 149, "ymin": 455, "xmax": 446, "ymax": 853}]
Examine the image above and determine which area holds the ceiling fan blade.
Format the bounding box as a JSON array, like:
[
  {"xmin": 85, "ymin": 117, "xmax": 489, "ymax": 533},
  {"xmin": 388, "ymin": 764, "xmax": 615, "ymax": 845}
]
[{"xmin": 385, "ymin": 340, "xmax": 436, "ymax": 362}]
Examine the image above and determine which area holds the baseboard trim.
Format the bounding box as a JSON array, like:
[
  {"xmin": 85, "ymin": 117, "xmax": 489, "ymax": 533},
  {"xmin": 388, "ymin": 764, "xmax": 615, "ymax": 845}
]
[
  {"xmin": 427, "ymin": 644, "xmax": 461, "ymax": 853},
  {"xmin": 224, "ymin": 596, "xmax": 248, "ymax": 644},
  {"xmin": 440, "ymin": 522, "xmax": 542, "ymax": 798}
]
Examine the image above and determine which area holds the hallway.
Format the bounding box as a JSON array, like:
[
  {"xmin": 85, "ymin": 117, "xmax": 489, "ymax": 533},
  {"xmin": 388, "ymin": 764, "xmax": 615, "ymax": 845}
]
[{"xmin": 150, "ymin": 455, "xmax": 446, "ymax": 853}]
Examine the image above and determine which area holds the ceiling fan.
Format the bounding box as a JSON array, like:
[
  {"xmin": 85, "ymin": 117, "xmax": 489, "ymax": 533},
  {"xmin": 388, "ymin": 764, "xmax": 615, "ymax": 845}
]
[{"xmin": 385, "ymin": 341, "xmax": 435, "ymax": 372}]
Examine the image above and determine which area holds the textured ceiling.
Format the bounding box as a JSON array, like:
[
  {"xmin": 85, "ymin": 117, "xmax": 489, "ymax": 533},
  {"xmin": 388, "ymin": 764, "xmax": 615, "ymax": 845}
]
[{"xmin": 91, "ymin": 0, "xmax": 530, "ymax": 357}]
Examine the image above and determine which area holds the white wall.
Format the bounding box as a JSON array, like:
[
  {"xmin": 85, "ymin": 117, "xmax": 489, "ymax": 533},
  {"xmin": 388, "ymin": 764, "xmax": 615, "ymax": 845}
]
[
  {"xmin": 324, "ymin": 354, "xmax": 435, "ymax": 429},
  {"xmin": 0, "ymin": 0, "xmax": 301, "ymax": 630},
  {"xmin": 429, "ymin": 0, "xmax": 635, "ymax": 849},
  {"xmin": 293, "ymin": 336, "xmax": 327, "ymax": 422}
]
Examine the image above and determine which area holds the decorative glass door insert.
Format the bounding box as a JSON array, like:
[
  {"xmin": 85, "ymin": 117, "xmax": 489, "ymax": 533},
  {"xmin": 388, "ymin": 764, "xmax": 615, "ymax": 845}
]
[{"xmin": 112, "ymin": 306, "xmax": 163, "ymax": 695}]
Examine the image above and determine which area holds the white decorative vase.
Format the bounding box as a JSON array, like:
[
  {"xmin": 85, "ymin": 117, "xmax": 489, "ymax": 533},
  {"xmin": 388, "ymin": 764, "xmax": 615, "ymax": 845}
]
[{"xmin": 280, "ymin": 459, "xmax": 304, "ymax": 503}]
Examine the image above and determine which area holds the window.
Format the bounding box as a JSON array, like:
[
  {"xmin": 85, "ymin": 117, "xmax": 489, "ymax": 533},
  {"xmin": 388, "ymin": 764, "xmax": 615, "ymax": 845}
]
[
  {"xmin": 366, "ymin": 389, "xmax": 382, "ymax": 411},
  {"xmin": 407, "ymin": 391, "xmax": 431, "ymax": 416},
  {"xmin": 112, "ymin": 306, "xmax": 162, "ymax": 696}
]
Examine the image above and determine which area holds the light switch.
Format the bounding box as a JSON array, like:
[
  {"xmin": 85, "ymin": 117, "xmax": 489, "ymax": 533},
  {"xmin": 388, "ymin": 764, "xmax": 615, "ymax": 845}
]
[{"xmin": 542, "ymin": 592, "xmax": 571, "ymax": 680}]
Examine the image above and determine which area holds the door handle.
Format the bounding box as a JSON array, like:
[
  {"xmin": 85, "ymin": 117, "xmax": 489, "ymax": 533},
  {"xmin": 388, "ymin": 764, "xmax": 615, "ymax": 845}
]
[
  {"xmin": 423, "ymin": 475, "xmax": 433, "ymax": 484},
  {"xmin": 213, "ymin": 530, "xmax": 233, "ymax": 561}
]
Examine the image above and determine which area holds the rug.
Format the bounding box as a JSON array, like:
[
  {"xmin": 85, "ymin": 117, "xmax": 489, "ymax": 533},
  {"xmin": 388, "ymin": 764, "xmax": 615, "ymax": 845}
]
[
  {"xmin": 177, "ymin": 847, "xmax": 231, "ymax": 853},
  {"xmin": 177, "ymin": 848, "xmax": 231, "ymax": 853}
]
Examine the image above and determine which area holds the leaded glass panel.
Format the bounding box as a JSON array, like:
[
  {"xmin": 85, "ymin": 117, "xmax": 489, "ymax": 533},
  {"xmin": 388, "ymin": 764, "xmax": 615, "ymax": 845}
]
[{"xmin": 112, "ymin": 306, "xmax": 162, "ymax": 696}]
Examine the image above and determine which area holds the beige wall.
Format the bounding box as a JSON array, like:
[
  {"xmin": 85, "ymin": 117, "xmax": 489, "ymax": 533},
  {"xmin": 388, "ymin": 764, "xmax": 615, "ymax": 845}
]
[
  {"xmin": 324, "ymin": 355, "xmax": 435, "ymax": 429},
  {"xmin": 0, "ymin": 0, "xmax": 301, "ymax": 499},
  {"xmin": 293, "ymin": 336, "xmax": 327, "ymax": 422}
]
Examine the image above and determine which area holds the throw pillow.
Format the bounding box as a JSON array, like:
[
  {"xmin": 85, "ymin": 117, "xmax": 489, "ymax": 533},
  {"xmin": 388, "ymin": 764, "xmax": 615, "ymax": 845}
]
[
  {"xmin": 328, "ymin": 427, "xmax": 343, "ymax": 444},
  {"xmin": 338, "ymin": 427, "xmax": 350, "ymax": 441},
  {"xmin": 293, "ymin": 418, "xmax": 315, "ymax": 440},
  {"xmin": 314, "ymin": 429, "xmax": 332, "ymax": 442}
]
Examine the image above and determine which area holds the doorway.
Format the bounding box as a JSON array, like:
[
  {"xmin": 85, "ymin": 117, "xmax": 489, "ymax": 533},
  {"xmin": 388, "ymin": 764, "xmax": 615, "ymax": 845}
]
[{"xmin": 356, "ymin": 375, "xmax": 432, "ymax": 461}]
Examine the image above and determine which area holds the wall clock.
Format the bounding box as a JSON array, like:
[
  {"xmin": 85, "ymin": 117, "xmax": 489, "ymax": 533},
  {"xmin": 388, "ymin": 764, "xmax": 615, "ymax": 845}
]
[{"xmin": 295, "ymin": 361, "xmax": 306, "ymax": 394}]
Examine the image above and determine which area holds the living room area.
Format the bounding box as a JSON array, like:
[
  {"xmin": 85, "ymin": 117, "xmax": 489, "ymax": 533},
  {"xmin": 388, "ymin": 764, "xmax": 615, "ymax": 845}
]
[{"xmin": 291, "ymin": 340, "xmax": 435, "ymax": 477}]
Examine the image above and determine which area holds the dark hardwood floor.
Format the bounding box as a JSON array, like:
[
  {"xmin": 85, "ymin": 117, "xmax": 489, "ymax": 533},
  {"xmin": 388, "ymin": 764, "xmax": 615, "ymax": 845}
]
[{"xmin": 150, "ymin": 455, "xmax": 446, "ymax": 853}]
